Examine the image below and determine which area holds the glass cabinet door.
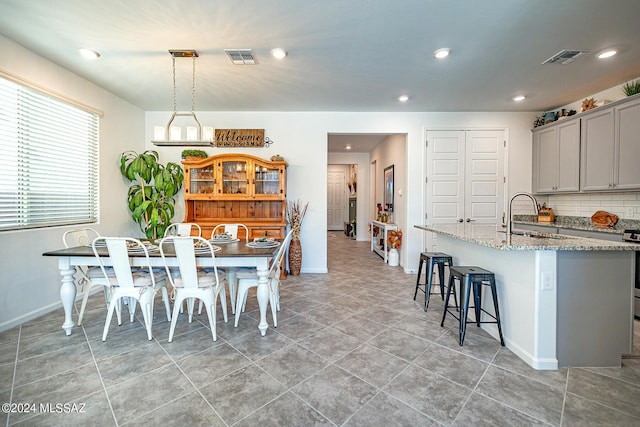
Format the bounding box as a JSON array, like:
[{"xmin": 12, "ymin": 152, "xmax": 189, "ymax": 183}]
[
  {"xmin": 254, "ymin": 163, "xmax": 281, "ymax": 196},
  {"xmin": 220, "ymin": 160, "xmax": 248, "ymax": 195},
  {"xmin": 189, "ymin": 166, "xmax": 215, "ymax": 194}
]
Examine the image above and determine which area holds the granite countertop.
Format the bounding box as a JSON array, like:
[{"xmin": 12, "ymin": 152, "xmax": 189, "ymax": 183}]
[
  {"xmin": 414, "ymin": 224, "xmax": 640, "ymax": 251},
  {"xmin": 512, "ymin": 215, "xmax": 640, "ymax": 235}
]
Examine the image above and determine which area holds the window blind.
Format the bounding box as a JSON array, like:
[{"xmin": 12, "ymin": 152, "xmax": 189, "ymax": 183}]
[{"xmin": 0, "ymin": 76, "xmax": 99, "ymax": 231}]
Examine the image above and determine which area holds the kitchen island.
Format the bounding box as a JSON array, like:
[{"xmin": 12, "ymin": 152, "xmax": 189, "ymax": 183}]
[{"xmin": 416, "ymin": 224, "xmax": 639, "ymax": 370}]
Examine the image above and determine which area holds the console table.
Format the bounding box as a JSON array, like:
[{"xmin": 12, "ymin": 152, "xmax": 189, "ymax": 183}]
[{"xmin": 370, "ymin": 220, "xmax": 398, "ymax": 263}]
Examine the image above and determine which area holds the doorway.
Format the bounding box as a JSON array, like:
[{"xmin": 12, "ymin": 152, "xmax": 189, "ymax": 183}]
[{"xmin": 327, "ymin": 164, "xmax": 348, "ymax": 231}]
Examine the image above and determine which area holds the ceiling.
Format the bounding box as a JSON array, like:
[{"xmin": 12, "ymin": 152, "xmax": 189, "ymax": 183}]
[{"xmin": 1, "ymin": 0, "xmax": 639, "ymax": 116}]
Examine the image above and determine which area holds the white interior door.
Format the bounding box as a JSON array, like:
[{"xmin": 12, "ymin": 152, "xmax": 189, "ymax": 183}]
[
  {"xmin": 327, "ymin": 168, "xmax": 347, "ymax": 230},
  {"xmin": 465, "ymin": 130, "xmax": 505, "ymax": 225},
  {"xmin": 425, "ymin": 129, "xmax": 506, "ymax": 249},
  {"xmin": 427, "ymin": 130, "xmax": 465, "ymax": 224}
]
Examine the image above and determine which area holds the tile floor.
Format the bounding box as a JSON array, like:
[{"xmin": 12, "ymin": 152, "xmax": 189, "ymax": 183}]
[{"xmin": 1, "ymin": 231, "xmax": 640, "ymax": 426}]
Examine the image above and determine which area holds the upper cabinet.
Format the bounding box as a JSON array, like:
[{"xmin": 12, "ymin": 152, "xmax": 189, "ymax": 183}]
[
  {"xmin": 532, "ymin": 93, "xmax": 640, "ymax": 194},
  {"xmin": 182, "ymin": 153, "xmax": 287, "ymax": 238},
  {"xmin": 532, "ymin": 120, "xmax": 580, "ymax": 194},
  {"xmin": 614, "ymin": 97, "xmax": 640, "ymax": 190},
  {"xmin": 185, "ymin": 155, "xmax": 286, "ymax": 199},
  {"xmin": 580, "ymin": 108, "xmax": 615, "ymax": 191},
  {"xmin": 580, "ymin": 95, "xmax": 640, "ymax": 191}
]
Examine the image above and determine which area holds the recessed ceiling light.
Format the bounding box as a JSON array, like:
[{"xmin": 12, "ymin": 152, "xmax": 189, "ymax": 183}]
[
  {"xmin": 433, "ymin": 48, "xmax": 450, "ymax": 59},
  {"xmin": 398, "ymin": 95, "xmax": 409, "ymax": 102},
  {"xmin": 78, "ymin": 48, "xmax": 100, "ymax": 60},
  {"xmin": 345, "ymin": 145, "xmax": 351, "ymax": 150},
  {"xmin": 597, "ymin": 49, "xmax": 617, "ymax": 59},
  {"xmin": 513, "ymin": 95, "xmax": 526, "ymax": 102},
  {"xmin": 271, "ymin": 48, "xmax": 287, "ymax": 60}
]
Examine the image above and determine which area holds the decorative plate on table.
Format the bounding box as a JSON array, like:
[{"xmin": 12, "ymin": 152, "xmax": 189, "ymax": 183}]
[
  {"xmin": 246, "ymin": 238, "xmax": 280, "ymax": 249},
  {"xmin": 194, "ymin": 241, "xmax": 221, "ymax": 254},
  {"xmin": 210, "ymin": 234, "xmax": 239, "ymax": 244},
  {"xmin": 127, "ymin": 242, "xmax": 158, "ymax": 253}
]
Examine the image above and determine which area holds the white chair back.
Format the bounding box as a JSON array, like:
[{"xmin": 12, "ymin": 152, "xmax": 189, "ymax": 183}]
[
  {"xmin": 164, "ymin": 223, "xmax": 202, "ymax": 237},
  {"xmin": 269, "ymin": 230, "xmax": 294, "ymax": 280},
  {"xmin": 159, "ymin": 236, "xmax": 220, "ymax": 290},
  {"xmin": 212, "ymin": 223, "xmax": 249, "ymax": 241},
  {"xmin": 92, "ymin": 237, "xmax": 157, "ymax": 289},
  {"xmin": 63, "ymin": 227, "xmax": 100, "ymax": 247}
]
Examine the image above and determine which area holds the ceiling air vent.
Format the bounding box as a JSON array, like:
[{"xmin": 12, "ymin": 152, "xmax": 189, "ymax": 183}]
[
  {"xmin": 224, "ymin": 49, "xmax": 257, "ymax": 65},
  {"xmin": 541, "ymin": 49, "xmax": 591, "ymax": 65}
]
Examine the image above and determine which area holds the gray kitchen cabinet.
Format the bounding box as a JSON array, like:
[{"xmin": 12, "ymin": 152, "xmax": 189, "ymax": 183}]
[
  {"xmin": 580, "ymin": 108, "xmax": 615, "ymax": 191},
  {"xmin": 614, "ymin": 96, "xmax": 640, "ymax": 190},
  {"xmin": 580, "ymin": 94, "xmax": 640, "ymax": 191},
  {"xmin": 532, "ymin": 119, "xmax": 580, "ymax": 194}
]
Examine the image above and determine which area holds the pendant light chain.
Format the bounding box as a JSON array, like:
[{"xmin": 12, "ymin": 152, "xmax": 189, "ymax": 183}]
[
  {"xmin": 172, "ymin": 56, "xmax": 177, "ymax": 113},
  {"xmin": 191, "ymin": 56, "xmax": 196, "ymax": 114}
]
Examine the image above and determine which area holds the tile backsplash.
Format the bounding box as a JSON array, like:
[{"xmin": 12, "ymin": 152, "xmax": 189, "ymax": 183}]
[{"xmin": 545, "ymin": 192, "xmax": 640, "ymax": 220}]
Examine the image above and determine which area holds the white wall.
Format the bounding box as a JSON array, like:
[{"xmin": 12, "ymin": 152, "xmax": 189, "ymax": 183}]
[
  {"xmin": 370, "ymin": 135, "xmax": 407, "ymax": 264},
  {"xmin": 0, "ymin": 35, "xmax": 145, "ymax": 331},
  {"xmin": 146, "ymin": 111, "xmax": 536, "ymax": 275}
]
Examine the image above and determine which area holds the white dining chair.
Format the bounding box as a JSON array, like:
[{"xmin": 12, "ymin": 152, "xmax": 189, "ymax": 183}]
[
  {"xmin": 234, "ymin": 229, "xmax": 293, "ymax": 328},
  {"xmin": 159, "ymin": 236, "xmax": 228, "ymax": 342},
  {"xmin": 92, "ymin": 237, "xmax": 172, "ymax": 341},
  {"xmin": 63, "ymin": 228, "xmax": 112, "ymax": 325},
  {"xmin": 164, "ymin": 222, "xmax": 202, "ymax": 237},
  {"xmin": 207, "ymin": 223, "xmax": 250, "ymax": 314}
]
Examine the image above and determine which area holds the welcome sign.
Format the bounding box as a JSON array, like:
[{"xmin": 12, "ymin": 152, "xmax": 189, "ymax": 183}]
[{"xmin": 215, "ymin": 129, "xmax": 265, "ymax": 147}]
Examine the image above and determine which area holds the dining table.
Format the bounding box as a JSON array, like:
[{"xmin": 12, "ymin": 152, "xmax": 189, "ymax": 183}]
[{"xmin": 43, "ymin": 239, "xmax": 281, "ymax": 337}]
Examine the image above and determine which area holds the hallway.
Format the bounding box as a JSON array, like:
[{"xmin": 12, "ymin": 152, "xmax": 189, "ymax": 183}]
[{"xmin": 1, "ymin": 232, "xmax": 639, "ymax": 426}]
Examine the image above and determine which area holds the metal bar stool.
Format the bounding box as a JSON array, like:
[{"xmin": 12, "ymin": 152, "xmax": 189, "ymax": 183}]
[
  {"xmin": 440, "ymin": 266, "xmax": 505, "ymax": 346},
  {"xmin": 414, "ymin": 252, "xmax": 456, "ymax": 312}
]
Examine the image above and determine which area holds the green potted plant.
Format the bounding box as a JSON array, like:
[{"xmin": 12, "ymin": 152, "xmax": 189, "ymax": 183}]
[
  {"xmin": 621, "ymin": 79, "xmax": 640, "ymax": 96},
  {"xmin": 181, "ymin": 149, "xmax": 208, "ymax": 161},
  {"xmin": 120, "ymin": 150, "xmax": 184, "ymax": 240}
]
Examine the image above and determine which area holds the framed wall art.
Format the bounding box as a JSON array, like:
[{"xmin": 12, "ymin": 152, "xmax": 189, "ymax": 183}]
[{"xmin": 384, "ymin": 165, "xmax": 394, "ymax": 212}]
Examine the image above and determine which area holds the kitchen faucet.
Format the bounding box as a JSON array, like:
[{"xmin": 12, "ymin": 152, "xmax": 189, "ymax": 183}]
[{"xmin": 506, "ymin": 192, "xmax": 539, "ymax": 236}]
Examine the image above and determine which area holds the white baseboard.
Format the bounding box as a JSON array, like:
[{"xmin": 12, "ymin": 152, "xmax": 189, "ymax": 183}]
[{"xmin": 0, "ymin": 286, "xmax": 101, "ymax": 334}]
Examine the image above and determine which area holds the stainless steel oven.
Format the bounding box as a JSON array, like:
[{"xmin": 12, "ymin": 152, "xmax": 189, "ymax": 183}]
[{"xmin": 622, "ymin": 230, "xmax": 640, "ymax": 319}]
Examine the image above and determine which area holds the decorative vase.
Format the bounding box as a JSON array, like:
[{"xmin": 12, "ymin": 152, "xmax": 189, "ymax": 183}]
[
  {"xmin": 388, "ymin": 248, "xmax": 399, "ymax": 266},
  {"xmin": 288, "ymin": 238, "xmax": 302, "ymax": 275}
]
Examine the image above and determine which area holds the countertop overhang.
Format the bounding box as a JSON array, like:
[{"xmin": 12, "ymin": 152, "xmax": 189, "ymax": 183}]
[{"xmin": 415, "ymin": 224, "xmax": 640, "ymax": 251}]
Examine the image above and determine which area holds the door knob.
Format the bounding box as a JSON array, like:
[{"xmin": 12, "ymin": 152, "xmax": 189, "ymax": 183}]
[
  {"xmin": 458, "ymin": 218, "xmax": 463, "ymax": 223},
  {"xmin": 466, "ymin": 218, "xmax": 475, "ymax": 222}
]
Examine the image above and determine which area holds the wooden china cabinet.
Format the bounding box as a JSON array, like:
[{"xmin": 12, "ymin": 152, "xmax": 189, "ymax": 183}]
[{"xmin": 182, "ymin": 153, "xmax": 287, "ymax": 239}]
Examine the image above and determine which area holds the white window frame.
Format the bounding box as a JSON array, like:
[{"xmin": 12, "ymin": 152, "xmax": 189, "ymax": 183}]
[{"xmin": 0, "ymin": 71, "xmax": 101, "ymax": 231}]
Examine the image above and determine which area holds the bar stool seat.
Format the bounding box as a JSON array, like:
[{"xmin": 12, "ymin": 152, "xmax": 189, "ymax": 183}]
[
  {"xmin": 440, "ymin": 266, "xmax": 505, "ymax": 347},
  {"xmin": 414, "ymin": 252, "xmax": 455, "ymax": 312}
]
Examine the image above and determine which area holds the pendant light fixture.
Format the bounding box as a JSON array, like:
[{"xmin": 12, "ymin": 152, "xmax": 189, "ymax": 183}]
[{"xmin": 152, "ymin": 49, "xmax": 214, "ymax": 146}]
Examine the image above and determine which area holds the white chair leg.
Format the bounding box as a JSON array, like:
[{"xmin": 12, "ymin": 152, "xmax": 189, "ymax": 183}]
[
  {"xmin": 128, "ymin": 297, "xmax": 137, "ymax": 323},
  {"xmin": 103, "ymin": 286, "xmax": 111, "ymax": 308},
  {"xmin": 234, "ymin": 284, "xmax": 249, "ymax": 327},
  {"xmin": 141, "ymin": 301, "xmax": 152, "ymax": 340},
  {"xmin": 77, "ymin": 282, "xmax": 93, "ymax": 326},
  {"xmin": 219, "ymin": 286, "xmax": 228, "ymax": 323},
  {"xmin": 167, "ymin": 295, "xmax": 183, "ymax": 343},
  {"xmin": 161, "ymin": 287, "xmax": 171, "ymax": 321},
  {"xmin": 269, "ymin": 285, "xmax": 278, "ymax": 327},
  {"xmin": 202, "ymin": 294, "xmax": 217, "ymax": 341},
  {"xmin": 102, "ymin": 298, "xmax": 118, "ymax": 341},
  {"xmin": 187, "ymin": 298, "xmax": 195, "ymax": 323},
  {"xmin": 115, "ymin": 298, "xmax": 123, "ymax": 326}
]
